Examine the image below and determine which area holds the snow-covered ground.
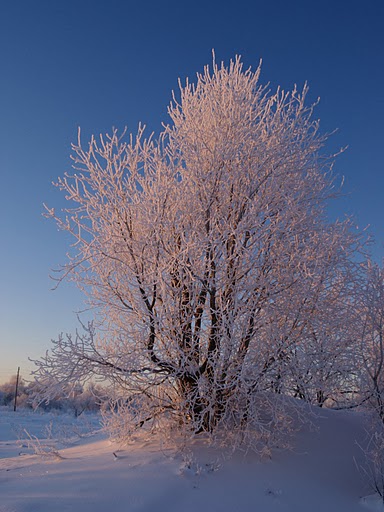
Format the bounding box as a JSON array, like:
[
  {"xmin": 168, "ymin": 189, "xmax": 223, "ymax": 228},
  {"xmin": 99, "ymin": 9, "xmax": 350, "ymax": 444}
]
[{"xmin": 0, "ymin": 404, "xmax": 382, "ymax": 511}]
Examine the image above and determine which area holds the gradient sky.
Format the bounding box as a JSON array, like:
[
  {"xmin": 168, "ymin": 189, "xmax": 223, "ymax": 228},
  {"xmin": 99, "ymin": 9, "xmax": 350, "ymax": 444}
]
[{"xmin": 0, "ymin": 0, "xmax": 383, "ymax": 382}]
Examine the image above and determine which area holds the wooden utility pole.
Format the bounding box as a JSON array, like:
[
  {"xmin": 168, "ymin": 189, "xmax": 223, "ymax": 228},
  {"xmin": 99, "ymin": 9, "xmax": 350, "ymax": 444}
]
[{"xmin": 13, "ymin": 367, "xmax": 20, "ymax": 412}]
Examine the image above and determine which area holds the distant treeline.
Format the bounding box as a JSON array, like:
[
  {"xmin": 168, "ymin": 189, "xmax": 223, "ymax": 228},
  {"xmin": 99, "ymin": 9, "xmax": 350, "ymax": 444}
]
[{"xmin": 0, "ymin": 375, "xmax": 105, "ymax": 416}]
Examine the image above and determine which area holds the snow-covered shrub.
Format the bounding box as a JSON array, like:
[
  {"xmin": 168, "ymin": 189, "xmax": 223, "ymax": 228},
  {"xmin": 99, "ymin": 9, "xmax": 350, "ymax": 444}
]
[
  {"xmin": 28, "ymin": 378, "xmax": 104, "ymax": 416},
  {"xmin": 0, "ymin": 375, "xmax": 30, "ymax": 408},
  {"xmin": 358, "ymin": 419, "xmax": 384, "ymax": 504},
  {"xmin": 31, "ymin": 55, "xmax": 362, "ymax": 452},
  {"xmin": 354, "ymin": 261, "xmax": 384, "ymax": 420}
]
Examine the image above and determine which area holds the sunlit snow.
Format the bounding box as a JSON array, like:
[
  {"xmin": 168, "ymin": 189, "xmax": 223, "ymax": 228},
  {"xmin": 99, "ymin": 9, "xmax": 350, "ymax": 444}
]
[{"xmin": 0, "ymin": 405, "xmax": 381, "ymax": 511}]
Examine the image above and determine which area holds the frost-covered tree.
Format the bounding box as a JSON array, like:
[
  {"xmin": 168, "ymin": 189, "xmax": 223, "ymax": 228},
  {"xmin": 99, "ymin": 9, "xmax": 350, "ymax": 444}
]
[
  {"xmin": 352, "ymin": 260, "xmax": 384, "ymax": 503},
  {"xmin": 281, "ymin": 256, "xmax": 360, "ymax": 407},
  {"xmin": 354, "ymin": 260, "xmax": 384, "ymax": 419},
  {"xmin": 32, "ymin": 56, "xmax": 360, "ymax": 448},
  {"xmin": 0, "ymin": 375, "xmax": 28, "ymax": 407}
]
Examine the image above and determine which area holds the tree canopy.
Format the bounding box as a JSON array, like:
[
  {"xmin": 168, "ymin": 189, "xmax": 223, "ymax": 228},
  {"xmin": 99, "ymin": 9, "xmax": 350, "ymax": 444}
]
[{"xmin": 33, "ymin": 56, "xmax": 368, "ymax": 450}]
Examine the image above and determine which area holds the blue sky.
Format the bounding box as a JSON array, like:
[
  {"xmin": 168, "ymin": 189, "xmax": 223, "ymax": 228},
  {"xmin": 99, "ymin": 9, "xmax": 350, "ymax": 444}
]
[{"xmin": 0, "ymin": 0, "xmax": 383, "ymax": 382}]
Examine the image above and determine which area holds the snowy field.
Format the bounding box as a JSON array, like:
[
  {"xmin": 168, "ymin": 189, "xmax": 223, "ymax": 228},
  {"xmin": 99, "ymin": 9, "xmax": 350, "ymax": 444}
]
[{"xmin": 0, "ymin": 405, "xmax": 382, "ymax": 512}]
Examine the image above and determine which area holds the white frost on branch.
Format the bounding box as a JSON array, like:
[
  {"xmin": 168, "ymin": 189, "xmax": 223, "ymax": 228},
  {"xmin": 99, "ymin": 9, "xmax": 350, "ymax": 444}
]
[{"xmin": 33, "ymin": 55, "xmax": 365, "ymax": 451}]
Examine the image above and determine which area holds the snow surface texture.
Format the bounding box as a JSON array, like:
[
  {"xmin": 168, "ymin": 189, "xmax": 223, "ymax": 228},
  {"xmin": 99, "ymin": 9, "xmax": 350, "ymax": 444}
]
[{"xmin": 0, "ymin": 405, "xmax": 381, "ymax": 511}]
